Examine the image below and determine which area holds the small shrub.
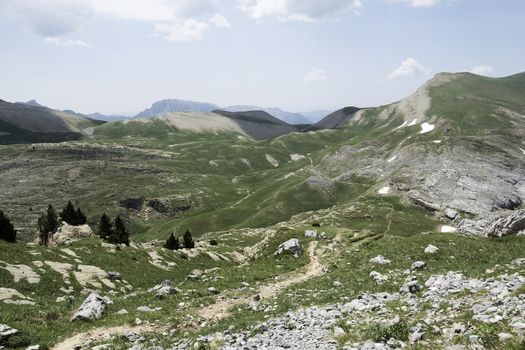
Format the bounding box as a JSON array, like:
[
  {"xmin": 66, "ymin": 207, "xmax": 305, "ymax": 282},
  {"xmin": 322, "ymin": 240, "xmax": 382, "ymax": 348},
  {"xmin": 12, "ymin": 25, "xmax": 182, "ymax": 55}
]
[{"xmin": 210, "ymin": 239, "xmax": 218, "ymax": 246}]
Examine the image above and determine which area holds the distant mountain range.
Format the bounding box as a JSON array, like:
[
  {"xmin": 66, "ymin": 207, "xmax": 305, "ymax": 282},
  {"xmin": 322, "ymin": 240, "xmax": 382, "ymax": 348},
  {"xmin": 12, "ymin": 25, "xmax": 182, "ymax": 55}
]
[{"xmin": 133, "ymin": 99, "xmax": 331, "ymax": 124}]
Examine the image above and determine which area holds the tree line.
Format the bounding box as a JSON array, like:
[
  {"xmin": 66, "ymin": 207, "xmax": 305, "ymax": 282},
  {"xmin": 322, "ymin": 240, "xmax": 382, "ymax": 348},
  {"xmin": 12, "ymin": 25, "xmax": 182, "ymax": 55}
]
[{"xmin": 1, "ymin": 201, "xmax": 196, "ymax": 250}]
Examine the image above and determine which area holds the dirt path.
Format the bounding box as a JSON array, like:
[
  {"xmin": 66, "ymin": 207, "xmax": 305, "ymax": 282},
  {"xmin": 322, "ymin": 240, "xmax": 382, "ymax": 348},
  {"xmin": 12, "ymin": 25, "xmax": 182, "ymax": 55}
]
[
  {"xmin": 52, "ymin": 237, "xmax": 338, "ymax": 348},
  {"xmin": 52, "ymin": 324, "xmax": 159, "ymax": 350},
  {"xmin": 197, "ymin": 239, "xmax": 327, "ymax": 321}
]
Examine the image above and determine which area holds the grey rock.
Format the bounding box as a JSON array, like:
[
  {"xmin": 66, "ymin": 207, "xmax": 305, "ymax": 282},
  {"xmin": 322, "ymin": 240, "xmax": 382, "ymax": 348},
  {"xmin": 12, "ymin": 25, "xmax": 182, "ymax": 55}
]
[
  {"xmin": 304, "ymin": 230, "xmax": 318, "ymax": 238},
  {"xmin": 411, "ymin": 261, "xmax": 427, "ymax": 270},
  {"xmin": 150, "ymin": 280, "xmax": 179, "ymax": 299},
  {"xmin": 136, "ymin": 306, "xmax": 161, "ymax": 312},
  {"xmin": 71, "ymin": 293, "xmax": 110, "ymax": 321},
  {"xmin": 107, "ymin": 271, "xmax": 122, "ymax": 281},
  {"xmin": 274, "ymin": 238, "xmax": 302, "ymax": 258},
  {"xmin": 0, "ymin": 324, "xmax": 18, "ymax": 342},
  {"xmin": 369, "ymin": 255, "xmax": 391, "ymax": 265},
  {"xmin": 444, "ymin": 208, "xmax": 458, "ymax": 219},
  {"xmin": 369, "ymin": 271, "xmax": 388, "ymax": 285},
  {"xmin": 424, "ymin": 244, "xmax": 439, "ymax": 254}
]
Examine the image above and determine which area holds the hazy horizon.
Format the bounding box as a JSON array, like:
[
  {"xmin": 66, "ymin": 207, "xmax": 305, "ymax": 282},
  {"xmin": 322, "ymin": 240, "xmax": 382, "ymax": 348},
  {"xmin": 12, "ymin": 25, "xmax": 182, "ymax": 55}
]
[{"xmin": 1, "ymin": 0, "xmax": 524, "ymax": 115}]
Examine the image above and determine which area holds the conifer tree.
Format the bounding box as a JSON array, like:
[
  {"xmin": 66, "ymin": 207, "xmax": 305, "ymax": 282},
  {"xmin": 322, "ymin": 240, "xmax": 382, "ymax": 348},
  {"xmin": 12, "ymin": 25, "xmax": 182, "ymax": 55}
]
[
  {"xmin": 38, "ymin": 204, "xmax": 59, "ymax": 246},
  {"xmin": 73, "ymin": 207, "xmax": 87, "ymax": 225},
  {"xmin": 164, "ymin": 233, "xmax": 180, "ymax": 250},
  {"xmin": 183, "ymin": 229, "xmax": 195, "ymax": 249},
  {"xmin": 110, "ymin": 215, "xmax": 130, "ymax": 246},
  {"xmin": 60, "ymin": 201, "xmax": 76, "ymax": 224},
  {"xmin": 0, "ymin": 210, "xmax": 17, "ymax": 243},
  {"xmin": 98, "ymin": 213, "xmax": 113, "ymax": 239}
]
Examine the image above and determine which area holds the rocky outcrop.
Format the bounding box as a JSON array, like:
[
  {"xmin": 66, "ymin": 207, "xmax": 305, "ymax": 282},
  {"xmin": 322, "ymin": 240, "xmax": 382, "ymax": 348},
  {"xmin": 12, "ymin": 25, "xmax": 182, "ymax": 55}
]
[
  {"xmin": 49, "ymin": 223, "xmax": 94, "ymax": 246},
  {"xmin": 274, "ymin": 239, "xmax": 302, "ymax": 258},
  {"xmin": 458, "ymin": 210, "xmax": 525, "ymax": 237},
  {"xmin": 0, "ymin": 323, "xmax": 18, "ymax": 342},
  {"xmin": 71, "ymin": 293, "xmax": 111, "ymax": 321}
]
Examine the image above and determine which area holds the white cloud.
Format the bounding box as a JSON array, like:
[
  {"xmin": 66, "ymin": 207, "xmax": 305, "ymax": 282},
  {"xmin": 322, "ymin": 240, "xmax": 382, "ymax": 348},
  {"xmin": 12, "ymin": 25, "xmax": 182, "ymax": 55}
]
[
  {"xmin": 154, "ymin": 20, "xmax": 210, "ymax": 42},
  {"xmin": 395, "ymin": 0, "xmax": 442, "ymax": 7},
  {"xmin": 210, "ymin": 14, "xmax": 232, "ymax": 28},
  {"xmin": 1, "ymin": 0, "xmax": 221, "ymax": 42},
  {"xmin": 469, "ymin": 65, "xmax": 494, "ymax": 76},
  {"xmin": 238, "ymin": 0, "xmax": 362, "ymax": 23},
  {"xmin": 303, "ymin": 69, "xmax": 328, "ymax": 83},
  {"xmin": 44, "ymin": 37, "xmax": 91, "ymax": 47},
  {"xmin": 387, "ymin": 58, "xmax": 432, "ymax": 80}
]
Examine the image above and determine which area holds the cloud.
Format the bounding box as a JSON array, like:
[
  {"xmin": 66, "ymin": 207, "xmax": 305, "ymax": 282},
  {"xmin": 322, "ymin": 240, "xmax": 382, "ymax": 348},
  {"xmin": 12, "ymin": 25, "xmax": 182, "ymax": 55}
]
[
  {"xmin": 2, "ymin": 0, "xmax": 221, "ymax": 42},
  {"xmin": 395, "ymin": 0, "xmax": 443, "ymax": 7},
  {"xmin": 303, "ymin": 69, "xmax": 328, "ymax": 83},
  {"xmin": 387, "ymin": 58, "xmax": 432, "ymax": 80},
  {"xmin": 154, "ymin": 20, "xmax": 210, "ymax": 42},
  {"xmin": 210, "ymin": 14, "xmax": 232, "ymax": 28},
  {"xmin": 238, "ymin": 0, "xmax": 362, "ymax": 23},
  {"xmin": 1, "ymin": 0, "xmax": 93, "ymax": 37},
  {"xmin": 44, "ymin": 37, "xmax": 91, "ymax": 47},
  {"xmin": 469, "ymin": 65, "xmax": 494, "ymax": 76}
]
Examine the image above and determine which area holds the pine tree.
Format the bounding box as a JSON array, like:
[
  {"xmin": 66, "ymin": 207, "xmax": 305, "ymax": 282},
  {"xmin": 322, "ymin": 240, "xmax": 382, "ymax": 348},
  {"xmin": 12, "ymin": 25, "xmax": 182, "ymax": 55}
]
[
  {"xmin": 98, "ymin": 213, "xmax": 113, "ymax": 239},
  {"xmin": 183, "ymin": 229, "xmax": 195, "ymax": 249},
  {"xmin": 110, "ymin": 215, "xmax": 130, "ymax": 245},
  {"xmin": 0, "ymin": 210, "xmax": 17, "ymax": 243},
  {"xmin": 73, "ymin": 207, "xmax": 87, "ymax": 225},
  {"xmin": 38, "ymin": 204, "xmax": 59, "ymax": 246},
  {"xmin": 164, "ymin": 233, "xmax": 180, "ymax": 250},
  {"xmin": 60, "ymin": 201, "xmax": 87, "ymax": 225},
  {"xmin": 60, "ymin": 201, "xmax": 76, "ymax": 224}
]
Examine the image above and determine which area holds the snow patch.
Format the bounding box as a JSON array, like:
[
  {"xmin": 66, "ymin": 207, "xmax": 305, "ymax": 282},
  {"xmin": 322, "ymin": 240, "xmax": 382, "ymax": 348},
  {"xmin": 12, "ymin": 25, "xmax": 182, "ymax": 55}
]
[
  {"xmin": 395, "ymin": 120, "xmax": 408, "ymax": 130},
  {"xmin": 387, "ymin": 156, "xmax": 397, "ymax": 163},
  {"xmin": 440, "ymin": 225, "xmax": 457, "ymax": 233},
  {"xmin": 519, "ymin": 148, "xmax": 525, "ymax": 155},
  {"xmin": 433, "ymin": 140, "xmax": 442, "ymax": 144},
  {"xmin": 408, "ymin": 119, "xmax": 418, "ymax": 126},
  {"xmin": 420, "ymin": 123, "xmax": 435, "ymax": 134},
  {"xmin": 378, "ymin": 187, "xmax": 390, "ymax": 195}
]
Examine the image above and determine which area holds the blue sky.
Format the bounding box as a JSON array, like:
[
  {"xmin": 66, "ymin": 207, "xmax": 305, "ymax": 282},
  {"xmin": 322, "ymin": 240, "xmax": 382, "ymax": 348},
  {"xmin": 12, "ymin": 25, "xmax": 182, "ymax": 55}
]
[{"xmin": 1, "ymin": 0, "xmax": 524, "ymax": 115}]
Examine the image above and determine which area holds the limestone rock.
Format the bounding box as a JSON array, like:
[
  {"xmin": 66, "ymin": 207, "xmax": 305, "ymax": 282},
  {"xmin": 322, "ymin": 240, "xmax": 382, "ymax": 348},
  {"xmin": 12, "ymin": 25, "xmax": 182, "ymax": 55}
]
[
  {"xmin": 71, "ymin": 293, "xmax": 111, "ymax": 321},
  {"xmin": 274, "ymin": 238, "xmax": 302, "ymax": 258},
  {"xmin": 424, "ymin": 244, "xmax": 439, "ymax": 254},
  {"xmin": 369, "ymin": 255, "xmax": 391, "ymax": 265},
  {"xmin": 0, "ymin": 324, "xmax": 18, "ymax": 342},
  {"xmin": 50, "ymin": 223, "xmax": 94, "ymax": 246}
]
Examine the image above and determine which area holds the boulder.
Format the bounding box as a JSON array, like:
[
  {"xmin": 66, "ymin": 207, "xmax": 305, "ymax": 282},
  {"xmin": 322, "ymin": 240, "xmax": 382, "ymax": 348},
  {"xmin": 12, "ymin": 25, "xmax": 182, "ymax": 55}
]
[
  {"xmin": 486, "ymin": 210, "xmax": 525, "ymax": 237},
  {"xmin": 0, "ymin": 324, "xmax": 18, "ymax": 342},
  {"xmin": 369, "ymin": 271, "xmax": 388, "ymax": 284},
  {"xmin": 208, "ymin": 287, "xmax": 220, "ymax": 295},
  {"xmin": 304, "ymin": 230, "xmax": 317, "ymax": 238},
  {"xmin": 274, "ymin": 239, "xmax": 302, "ymax": 258},
  {"xmin": 424, "ymin": 244, "xmax": 439, "ymax": 254},
  {"xmin": 149, "ymin": 280, "xmax": 180, "ymax": 299},
  {"xmin": 369, "ymin": 255, "xmax": 391, "ymax": 265},
  {"xmin": 188, "ymin": 269, "xmax": 203, "ymax": 280},
  {"xmin": 400, "ymin": 278, "xmax": 421, "ymax": 294},
  {"xmin": 71, "ymin": 293, "xmax": 111, "ymax": 321},
  {"xmin": 107, "ymin": 271, "xmax": 122, "ymax": 281},
  {"xmin": 444, "ymin": 208, "xmax": 458, "ymax": 219},
  {"xmin": 50, "ymin": 223, "xmax": 94, "ymax": 246},
  {"xmin": 411, "ymin": 261, "xmax": 427, "ymax": 270}
]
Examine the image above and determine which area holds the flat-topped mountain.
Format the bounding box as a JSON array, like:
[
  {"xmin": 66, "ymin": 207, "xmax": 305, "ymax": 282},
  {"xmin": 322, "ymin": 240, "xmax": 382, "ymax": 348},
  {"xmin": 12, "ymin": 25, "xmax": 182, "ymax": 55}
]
[{"xmin": 134, "ymin": 99, "xmax": 219, "ymax": 118}]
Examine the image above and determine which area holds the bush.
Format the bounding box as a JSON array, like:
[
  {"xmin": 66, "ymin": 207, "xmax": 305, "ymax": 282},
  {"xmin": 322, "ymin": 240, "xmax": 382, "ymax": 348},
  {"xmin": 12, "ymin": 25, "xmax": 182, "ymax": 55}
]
[
  {"xmin": 38, "ymin": 204, "xmax": 59, "ymax": 246},
  {"xmin": 210, "ymin": 239, "xmax": 218, "ymax": 246},
  {"xmin": 60, "ymin": 201, "xmax": 87, "ymax": 225}
]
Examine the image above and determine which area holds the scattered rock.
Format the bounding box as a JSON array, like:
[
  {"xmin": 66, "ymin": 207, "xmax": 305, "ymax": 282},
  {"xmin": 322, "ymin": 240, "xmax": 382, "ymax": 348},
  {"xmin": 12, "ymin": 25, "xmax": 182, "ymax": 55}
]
[
  {"xmin": 136, "ymin": 306, "xmax": 161, "ymax": 312},
  {"xmin": 107, "ymin": 271, "xmax": 122, "ymax": 281},
  {"xmin": 333, "ymin": 326, "xmax": 346, "ymax": 338},
  {"xmin": 411, "ymin": 261, "xmax": 426, "ymax": 270},
  {"xmin": 444, "ymin": 208, "xmax": 458, "ymax": 219},
  {"xmin": 274, "ymin": 238, "xmax": 302, "ymax": 258},
  {"xmin": 304, "ymin": 230, "xmax": 317, "ymax": 238},
  {"xmin": 188, "ymin": 269, "xmax": 203, "ymax": 280},
  {"xmin": 150, "ymin": 280, "xmax": 180, "ymax": 299},
  {"xmin": 50, "ymin": 223, "xmax": 94, "ymax": 246},
  {"xmin": 369, "ymin": 255, "xmax": 391, "ymax": 265},
  {"xmin": 424, "ymin": 244, "xmax": 439, "ymax": 254},
  {"xmin": 208, "ymin": 287, "xmax": 220, "ymax": 295},
  {"xmin": 0, "ymin": 324, "xmax": 18, "ymax": 342},
  {"xmin": 369, "ymin": 271, "xmax": 388, "ymax": 285},
  {"xmin": 71, "ymin": 293, "xmax": 111, "ymax": 321}
]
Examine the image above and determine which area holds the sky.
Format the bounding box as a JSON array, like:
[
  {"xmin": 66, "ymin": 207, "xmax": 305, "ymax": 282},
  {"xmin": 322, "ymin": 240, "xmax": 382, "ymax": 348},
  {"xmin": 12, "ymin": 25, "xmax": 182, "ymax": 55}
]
[{"xmin": 0, "ymin": 0, "xmax": 524, "ymax": 115}]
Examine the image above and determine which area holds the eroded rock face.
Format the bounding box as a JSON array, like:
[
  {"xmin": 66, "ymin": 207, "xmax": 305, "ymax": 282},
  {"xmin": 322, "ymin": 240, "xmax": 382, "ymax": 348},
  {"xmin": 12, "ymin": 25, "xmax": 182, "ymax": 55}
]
[
  {"xmin": 71, "ymin": 293, "xmax": 111, "ymax": 321},
  {"xmin": 458, "ymin": 210, "xmax": 525, "ymax": 237},
  {"xmin": 274, "ymin": 239, "xmax": 302, "ymax": 258}
]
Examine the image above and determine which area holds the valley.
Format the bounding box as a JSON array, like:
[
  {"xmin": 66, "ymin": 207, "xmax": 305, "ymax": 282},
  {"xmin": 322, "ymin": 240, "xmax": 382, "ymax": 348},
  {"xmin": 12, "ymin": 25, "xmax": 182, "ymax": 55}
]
[{"xmin": 2, "ymin": 71, "xmax": 525, "ymax": 349}]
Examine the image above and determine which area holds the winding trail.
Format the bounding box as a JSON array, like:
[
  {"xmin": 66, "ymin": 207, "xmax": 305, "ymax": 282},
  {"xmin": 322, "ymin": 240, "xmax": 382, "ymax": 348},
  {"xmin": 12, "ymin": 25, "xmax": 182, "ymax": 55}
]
[
  {"xmin": 52, "ymin": 324, "xmax": 159, "ymax": 350},
  {"xmin": 198, "ymin": 239, "xmax": 328, "ymax": 321},
  {"xmin": 51, "ymin": 237, "xmax": 337, "ymax": 348}
]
